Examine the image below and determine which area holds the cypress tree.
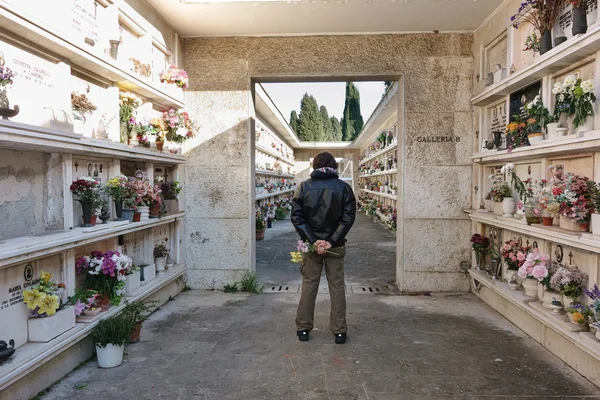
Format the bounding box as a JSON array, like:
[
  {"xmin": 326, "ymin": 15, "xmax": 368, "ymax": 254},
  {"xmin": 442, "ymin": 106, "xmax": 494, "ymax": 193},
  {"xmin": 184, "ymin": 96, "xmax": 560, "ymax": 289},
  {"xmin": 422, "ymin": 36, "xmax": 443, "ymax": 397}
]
[
  {"xmin": 350, "ymin": 84, "xmax": 364, "ymax": 141},
  {"xmin": 341, "ymin": 82, "xmax": 364, "ymax": 141},
  {"xmin": 341, "ymin": 83, "xmax": 354, "ymax": 141},
  {"xmin": 320, "ymin": 105, "xmax": 333, "ymax": 141},
  {"xmin": 297, "ymin": 93, "xmax": 322, "ymax": 141},
  {"xmin": 289, "ymin": 110, "xmax": 300, "ymax": 134},
  {"xmin": 331, "ymin": 116, "xmax": 342, "ymax": 141}
]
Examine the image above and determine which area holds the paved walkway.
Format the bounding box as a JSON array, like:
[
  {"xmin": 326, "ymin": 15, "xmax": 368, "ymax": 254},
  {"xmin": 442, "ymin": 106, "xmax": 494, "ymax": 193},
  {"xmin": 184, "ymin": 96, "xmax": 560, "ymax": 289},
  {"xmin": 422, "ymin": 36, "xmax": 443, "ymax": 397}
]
[{"xmin": 41, "ymin": 214, "xmax": 600, "ymax": 399}]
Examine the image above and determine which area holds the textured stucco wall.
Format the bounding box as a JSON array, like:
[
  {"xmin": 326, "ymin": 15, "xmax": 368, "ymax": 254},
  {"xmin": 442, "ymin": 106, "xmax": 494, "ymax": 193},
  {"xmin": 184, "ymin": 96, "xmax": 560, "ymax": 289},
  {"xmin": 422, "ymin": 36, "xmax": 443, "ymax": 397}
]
[{"xmin": 183, "ymin": 33, "xmax": 474, "ymax": 292}]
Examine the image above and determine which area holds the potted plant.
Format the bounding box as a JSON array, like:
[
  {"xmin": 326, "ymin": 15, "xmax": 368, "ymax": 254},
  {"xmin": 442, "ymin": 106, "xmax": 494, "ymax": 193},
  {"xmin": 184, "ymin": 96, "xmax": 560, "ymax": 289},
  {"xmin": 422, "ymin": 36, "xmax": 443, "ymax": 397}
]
[
  {"xmin": 76, "ymin": 250, "xmax": 133, "ymax": 310},
  {"xmin": 571, "ymin": 0, "xmax": 588, "ymax": 36},
  {"xmin": 571, "ymin": 77, "xmax": 596, "ymax": 134},
  {"xmin": 154, "ymin": 241, "xmax": 169, "ymax": 273},
  {"xmin": 119, "ymin": 92, "xmax": 142, "ymax": 143},
  {"xmin": 69, "ymin": 289, "xmax": 101, "ymax": 318},
  {"xmin": 511, "ymin": 0, "xmax": 564, "ymax": 55},
  {"xmin": 162, "ymin": 109, "xmax": 198, "ymax": 143},
  {"xmin": 23, "ymin": 271, "xmax": 76, "ymax": 342},
  {"xmin": 517, "ymin": 249, "xmax": 549, "ymax": 299},
  {"xmin": 525, "ymin": 95, "xmax": 554, "ymax": 142},
  {"xmin": 554, "ymin": 171, "xmax": 594, "ymax": 231},
  {"xmin": 275, "ymin": 207, "xmax": 287, "ymax": 221},
  {"xmin": 93, "ymin": 314, "xmax": 133, "ymax": 368},
  {"xmin": 106, "ymin": 175, "xmax": 129, "ymax": 221},
  {"xmin": 70, "ymin": 177, "xmax": 101, "ymax": 227},
  {"xmin": 501, "ymin": 239, "xmax": 532, "ymax": 287},
  {"xmin": 122, "ymin": 300, "xmax": 156, "ymax": 344},
  {"xmin": 256, "ymin": 213, "xmax": 266, "ymax": 241},
  {"xmin": 566, "ymin": 303, "xmax": 593, "ymax": 327},
  {"xmin": 550, "ymin": 264, "xmax": 589, "ymax": 308},
  {"xmin": 470, "ymin": 234, "xmax": 489, "ymax": 271},
  {"xmin": 159, "ymin": 65, "xmax": 189, "ymax": 89}
]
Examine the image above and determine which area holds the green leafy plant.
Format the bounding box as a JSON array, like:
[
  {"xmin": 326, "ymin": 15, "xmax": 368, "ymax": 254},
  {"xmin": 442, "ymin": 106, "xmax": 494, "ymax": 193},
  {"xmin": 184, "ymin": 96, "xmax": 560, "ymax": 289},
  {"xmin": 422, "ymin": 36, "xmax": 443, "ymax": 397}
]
[
  {"xmin": 256, "ymin": 213, "xmax": 266, "ymax": 231},
  {"xmin": 223, "ymin": 283, "xmax": 238, "ymax": 293},
  {"xmin": 275, "ymin": 207, "xmax": 287, "ymax": 220},
  {"xmin": 154, "ymin": 242, "xmax": 169, "ymax": 258},
  {"xmin": 121, "ymin": 300, "xmax": 156, "ymax": 325},
  {"xmin": 239, "ymin": 272, "xmax": 263, "ymax": 294},
  {"xmin": 92, "ymin": 314, "xmax": 134, "ymax": 348}
]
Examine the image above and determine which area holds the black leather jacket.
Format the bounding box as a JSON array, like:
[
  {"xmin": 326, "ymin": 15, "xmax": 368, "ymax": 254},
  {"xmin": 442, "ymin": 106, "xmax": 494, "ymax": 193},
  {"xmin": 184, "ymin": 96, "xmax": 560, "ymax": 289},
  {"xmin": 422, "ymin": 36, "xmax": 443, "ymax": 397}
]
[{"xmin": 291, "ymin": 169, "xmax": 356, "ymax": 248}]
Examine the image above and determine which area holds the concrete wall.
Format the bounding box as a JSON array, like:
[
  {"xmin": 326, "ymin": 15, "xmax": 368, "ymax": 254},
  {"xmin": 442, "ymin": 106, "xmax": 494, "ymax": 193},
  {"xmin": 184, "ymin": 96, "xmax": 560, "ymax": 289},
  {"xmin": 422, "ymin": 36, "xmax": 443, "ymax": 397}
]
[{"xmin": 183, "ymin": 33, "xmax": 474, "ymax": 292}]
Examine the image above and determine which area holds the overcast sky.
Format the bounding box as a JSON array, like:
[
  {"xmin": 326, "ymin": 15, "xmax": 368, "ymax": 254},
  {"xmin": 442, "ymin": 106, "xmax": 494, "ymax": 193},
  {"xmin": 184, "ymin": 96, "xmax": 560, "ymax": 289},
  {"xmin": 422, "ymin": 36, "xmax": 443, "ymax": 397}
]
[{"xmin": 261, "ymin": 81, "xmax": 386, "ymax": 124}]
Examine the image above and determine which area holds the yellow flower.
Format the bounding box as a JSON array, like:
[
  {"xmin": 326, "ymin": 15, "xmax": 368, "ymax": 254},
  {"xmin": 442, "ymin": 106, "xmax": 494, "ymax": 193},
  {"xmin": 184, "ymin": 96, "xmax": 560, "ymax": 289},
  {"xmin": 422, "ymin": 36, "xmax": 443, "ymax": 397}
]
[
  {"xmin": 40, "ymin": 271, "xmax": 52, "ymax": 285},
  {"xmin": 37, "ymin": 294, "xmax": 60, "ymax": 316},
  {"xmin": 290, "ymin": 251, "xmax": 304, "ymax": 263},
  {"xmin": 572, "ymin": 312, "xmax": 585, "ymax": 324},
  {"xmin": 23, "ymin": 289, "xmax": 46, "ymax": 310}
]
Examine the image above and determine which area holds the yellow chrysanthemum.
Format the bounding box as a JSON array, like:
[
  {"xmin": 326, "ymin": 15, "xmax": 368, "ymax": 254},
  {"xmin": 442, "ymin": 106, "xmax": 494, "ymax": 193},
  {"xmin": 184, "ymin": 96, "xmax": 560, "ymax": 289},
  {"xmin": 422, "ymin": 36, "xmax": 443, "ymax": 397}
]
[
  {"xmin": 572, "ymin": 312, "xmax": 585, "ymax": 324},
  {"xmin": 40, "ymin": 271, "xmax": 52, "ymax": 285},
  {"xmin": 23, "ymin": 289, "xmax": 46, "ymax": 310},
  {"xmin": 37, "ymin": 294, "xmax": 60, "ymax": 316},
  {"xmin": 290, "ymin": 251, "xmax": 304, "ymax": 263}
]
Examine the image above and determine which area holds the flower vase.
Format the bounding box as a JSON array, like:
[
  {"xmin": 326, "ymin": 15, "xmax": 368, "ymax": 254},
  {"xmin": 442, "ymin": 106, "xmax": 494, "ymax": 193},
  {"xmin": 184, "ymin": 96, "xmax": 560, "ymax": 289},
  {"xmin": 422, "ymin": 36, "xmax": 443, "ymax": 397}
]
[
  {"xmin": 502, "ymin": 197, "xmax": 515, "ymax": 217},
  {"xmin": 580, "ymin": 221, "xmax": 590, "ymax": 232},
  {"xmin": 119, "ymin": 122, "xmax": 128, "ymax": 144},
  {"xmin": 490, "ymin": 258, "xmax": 500, "ymax": 279},
  {"xmin": 267, "ymin": 220, "xmax": 272, "ymax": 228},
  {"xmin": 133, "ymin": 212, "xmax": 141, "ymax": 222},
  {"xmin": 576, "ymin": 117, "xmax": 594, "ymax": 136},
  {"xmin": 0, "ymin": 86, "xmax": 20, "ymax": 120},
  {"xmin": 525, "ymin": 203, "xmax": 542, "ymax": 225},
  {"xmin": 493, "ymin": 132, "xmax": 503, "ymax": 149},
  {"xmin": 493, "ymin": 201, "xmax": 504, "ymax": 216},
  {"xmin": 546, "ymin": 122, "xmax": 558, "ymax": 139},
  {"xmin": 542, "ymin": 216, "xmax": 553, "ymax": 226},
  {"xmin": 474, "ymin": 252, "xmax": 482, "ymax": 270},
  {"xmin": 155, "ymin": 257, "xmax": 166, "ymax": 273},
  {"xmin": 484, "ymin": 199, "xmax": 492, "ymax": 211},
  {"xmin": 122, "ymin": 208, "xmax": 134, "ymax": 222},
  {"xmin": 572, "ymin": 5, "xmax": 587, "ymax": 36},
  {"xmin": 156, "ymin": 141, "xmax": 164, "ymax": 152},
  {"xmin": 96, "ymin": 294, "xmax": 111, "ymax": 311},
  {"xmin": 522, "ymin": 278, "xmax": 539, "ymax": 299},
  {"xmin": 149, "ymin": 203, "xmax": 160, "ymax": 218},
  {"xmin": 114, "ymin": 201, "xmax": 123, "ymax": 221},
  {"xmin": 137, "ymin": 206, "xmax": 150, "ymax": 221},
  {"xmin": 81, "ymin": 201, "xmax": 94, "ymax": 227},
  {"xmin": 540, "ymin": 30, "xmax": 552, "ymax": 55}
]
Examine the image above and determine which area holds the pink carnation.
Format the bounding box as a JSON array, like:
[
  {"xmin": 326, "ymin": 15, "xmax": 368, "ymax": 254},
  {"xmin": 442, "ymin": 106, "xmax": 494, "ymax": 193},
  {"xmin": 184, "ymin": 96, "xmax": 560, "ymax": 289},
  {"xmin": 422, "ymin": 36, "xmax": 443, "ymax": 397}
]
[{"xmin": 532, "ymin": 265, "xmax": 548, "ymax": 280}]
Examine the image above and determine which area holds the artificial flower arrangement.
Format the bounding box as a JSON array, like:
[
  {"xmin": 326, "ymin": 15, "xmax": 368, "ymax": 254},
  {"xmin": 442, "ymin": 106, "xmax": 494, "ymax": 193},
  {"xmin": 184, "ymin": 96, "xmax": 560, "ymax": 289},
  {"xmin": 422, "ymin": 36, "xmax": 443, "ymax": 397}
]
[
  {"xmin": 119, "ymin": 91, "xmax": 143, "ymax": 142},
  {"xmin": 162, "ymin": 109, "xmax": 198, "ymax": 143},
  {"xmin": 550, "ymin": 264, "xmax": 589, "ymax": 306},
  {"xmin": 584, "ymin": 284, "xmax": 600, "ymax": 333},
  {"xmin": 23, "ymin": 272, "xmax": 67, "ymax": 318},
  {"xmin": 71, "ymin": 91, "xmax": 97, "ymax": 122},
  {"xmin": 70, "ymin": 177, "xmax": 101, "ymax": 204},
  {"xmin": 159, "ymin": 65, "xmax": 189, "ymax": 89},
  {"xmin": 511, "ymin": 0, "xmax": 565, "ymax": 53},
  {"xmin": 505, "ymin": 118, "xmax": 529, "ymax": 152},
  {"xmin": 68, "ymin": 289, "xmax": 100, "ymax": 316},
  {"xmin": 548, "ymin": 165, "xmax": 595, "ymax": 223},
  {"xmin": 501, "ymin": 239, "xmax": 532, "ymax": 272},
  {"xmin": 76, "ymin": 250, "xmax": 135, "ymax": 306},
  {"xmin": 160, "ymin": 181, "xmax": 181, "ymax": 200},
  {"xmin": 129, "ymin": 58, "xmax": 152, "ymax": 78},
  {"xmin": 517, "ymin": 248, "xmax": 549, "ymax": 281},
  {"xmin": 290, "ymin": 240, "xmax": 338, "ymax": 263},
  {"xmin": 0, "ymin": 63, "xmax": 16, "ymax": 87},
  {"xmin": 523, "ymin": 32, "xmax": 541, "ymax": 53},
  {"xmin": 552, "ymin": 75, "xmax": 596, "ymax": 129},
  {"xmin": 106, "ymin": 175, "xmax": 129, "ymax": 202},
  {"xmin": 127, "ymin": 170, "xmax": 162, "ymax": 208},
  {"xmin": 470, "ymin": 234, "xmax": 490, "ymax": 256},
  {"xmin": 525, "ymin": 95, "xmax": 554, "ymax": 133}
]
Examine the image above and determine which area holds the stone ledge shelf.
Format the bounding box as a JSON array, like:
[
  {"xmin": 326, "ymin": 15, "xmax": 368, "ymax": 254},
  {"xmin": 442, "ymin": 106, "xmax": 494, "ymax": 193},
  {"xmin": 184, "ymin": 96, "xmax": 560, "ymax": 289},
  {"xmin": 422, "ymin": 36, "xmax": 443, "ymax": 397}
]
[
  {"xmin": 255, "ymin": 188, "xmax": 295, "ymax": 201},
  {"xmin": 359, "ymin": 168, "xmax": 398, "ymax": 178},
  {"xmin": 472, "ymin": 131, "xmax": 600, "ymax": 164},
  {"xmin": 471, "ymin": 24, "xmax": 600, "ymax": 107},
  {"xmin": 361, "ymin": 189, "xmax": 397, "ymax": 200},
  {"xmin": 0, "ymin": 4, "xmax": 184, "ymax": 109},
  {"xmin": 469, "ymin": 269, "xmax": 600, "ymax": 385},
  {"xmin": 255, "ymin": 169, "xmax": 295, "ymax": 179},
  {"xmin": 0, "ymin": 212, "xmax": 185, "ymax": 269},
  {"xmin": 359, "ymin": 143, "xmax": 398, "ymax": 165},
  {"xmin": 0, "ymin": 263, "xmax": 186, "ymax": 392},
  {"xmin": 255, "ymin": 143, "xmax": 295, "ymax": 166},
  {"xmin": 0, "ymin": 120, "xmax": 186, "ymax": 163},
  {"xmin": 468, "ymin": 211, "xmax": 600, "ymax": 253}
]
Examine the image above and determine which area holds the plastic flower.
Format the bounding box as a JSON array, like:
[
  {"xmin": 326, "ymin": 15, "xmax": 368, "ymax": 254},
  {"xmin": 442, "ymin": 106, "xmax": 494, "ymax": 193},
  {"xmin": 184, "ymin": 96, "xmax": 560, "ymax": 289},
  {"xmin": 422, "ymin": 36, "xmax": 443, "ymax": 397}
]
[
  {"xmin": 73, "ymin": 299, "xmax": 86, "ymax": 316},
  {"xmin": 581, "ymin": 79, "xmax": 594, "ymax": 94},
  {"xmin": 37, "ymin": 294, "xmax": 60, "ymax": 316},
  {"xmin": 564, "ymin": 74, "xmax": 577, "ymax": 89},
  {"xmin": 40, "ymin": 271, "xmax": 52, "ymax": 285},
  {"xmin": 23, "ymin": 289, "xmax": 46, "ymax": 310},
  {"xmin": 290, "ymin": 251, "xmax": 303, "ymax": 263},
  {"xmin": 552, "ymin": 82, "xmax": 564, "ymax": 94}
]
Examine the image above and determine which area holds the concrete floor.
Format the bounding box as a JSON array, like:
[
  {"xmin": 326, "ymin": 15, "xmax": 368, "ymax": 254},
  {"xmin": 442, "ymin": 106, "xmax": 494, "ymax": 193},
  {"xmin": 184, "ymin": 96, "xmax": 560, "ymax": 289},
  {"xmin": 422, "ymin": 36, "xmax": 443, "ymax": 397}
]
[
  {"xmin": 40, "ymin": 215, "xmax": 600, "ymax": 399},
  {"xmin": 257, "ymin": 213, "xmax": 397, "ymax": 287}
]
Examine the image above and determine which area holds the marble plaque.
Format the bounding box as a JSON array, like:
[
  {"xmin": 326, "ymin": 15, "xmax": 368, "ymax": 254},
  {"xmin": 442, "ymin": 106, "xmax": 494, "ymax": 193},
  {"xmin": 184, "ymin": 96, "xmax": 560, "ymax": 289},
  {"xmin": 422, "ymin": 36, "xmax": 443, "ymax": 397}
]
[
  {"xmin": 554, "ymin": 0, "xmax": 598, "ymax": 40},
  {"xmin": 0, "ymin": 255, "xmax": 62, "ymax": 348},
  {"xmin": 122, "ymin": 230, "xmax": 150, "ymax": 266},
  {"xmin": 0, "ymin": 38, "xmax": 70, "ymax": 128},
  {"xmin": 484, "ymin": 33, "xmax": 507, "ymax": 78},
  {"xmin": 487, "ymin": 102, "xmax": 507, "ymax": 141}
]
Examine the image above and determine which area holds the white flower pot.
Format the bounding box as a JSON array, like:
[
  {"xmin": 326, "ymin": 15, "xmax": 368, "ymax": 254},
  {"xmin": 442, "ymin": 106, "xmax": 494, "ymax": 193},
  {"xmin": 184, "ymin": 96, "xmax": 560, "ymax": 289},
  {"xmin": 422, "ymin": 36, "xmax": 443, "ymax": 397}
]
[
  {"xmin": 522, "ymin": 278, "xmax": 539, "ymax": 299},
  {"xmin": 546, "ymin": 122, "xmax": 558, "ymax": 139},
  {"xmin": 124, "ymin": 270, "xmax": 141, "ymax": 296},
  {"xmin": 28, "ymin": 307, "xmax": 76, "ymax": 342},
  {"xmin": 576, "ymin": 117, "xmax": 594, "ymax": 136},
  {"xmin": 140, "ymin": 264, "xmax": 156, "ymax": 286},
  {"xmin": 591, "ymin": 213, "xmax": 600, "ymax": 235},
  {"xmin": 493, "ymin": 201, "xmax": 503, "ymax": 216},
  {"xmin": 155, "ymin": 257, "xmax": 166, "ymax": 273},
  {"xmin": 502, "ymin": 197, "xmax": 515, "ymax": 217},
  {"xmin": 137, "ymin": 206, "xmax": 150, "ymax": 221},
  {"xmin": 483, "ymin": 199, "xmax": 492, "ymax": 211},
  {"xmin": 541, "ymin": 289, "xmax": 559, "ymax": 309},
  {"xmin": 95, "ymin": 344, "xmax": 124, "ymax": 368},
  {"xmin": 504, "ymin": 269, "xmax": 518, "ymax": 284},
  {"xmin": 559, "ymin": 216, "xmax": 580, "ymax": 231}
]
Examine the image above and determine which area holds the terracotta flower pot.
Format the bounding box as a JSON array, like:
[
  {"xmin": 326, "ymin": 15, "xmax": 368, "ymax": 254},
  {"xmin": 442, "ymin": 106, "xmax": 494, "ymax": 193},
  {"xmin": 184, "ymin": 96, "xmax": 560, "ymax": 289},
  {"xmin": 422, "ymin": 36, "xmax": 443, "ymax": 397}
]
[
  {"xmin": 580, "ymin": 222, "xmax": 590, "ymax": 232},
  {"xmin": 96, "ymin": 294, "xmax": 111, "ymax": 312},
  {"xmin": 149, "ymin": 203, "xmax": 161, "ymax": 218},
  {"xmin": 156, "ymin": 141, "xmax": 164, "ymax": 152},
  {"xmin": 133, "ymin": 212, "xmax": 141, "ymax": 222},
  {"xmin": 542, "ymin": 216, "xmax": 553, "ymax": 226},
  {"xmin": 256, "ymin": 229, "xmax": 265, "ymax": 241},
  {"xmin": 130, "ymin": 321, "xmax": 143, "ymax": 343}
]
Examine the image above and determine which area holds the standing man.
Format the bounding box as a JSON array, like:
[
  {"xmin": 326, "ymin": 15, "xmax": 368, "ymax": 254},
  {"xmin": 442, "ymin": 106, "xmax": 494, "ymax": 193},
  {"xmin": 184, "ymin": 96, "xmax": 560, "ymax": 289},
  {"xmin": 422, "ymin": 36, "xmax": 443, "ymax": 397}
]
[{"xmin": 291, "ymin": 152, "xmax": 356, "ymax": 344}]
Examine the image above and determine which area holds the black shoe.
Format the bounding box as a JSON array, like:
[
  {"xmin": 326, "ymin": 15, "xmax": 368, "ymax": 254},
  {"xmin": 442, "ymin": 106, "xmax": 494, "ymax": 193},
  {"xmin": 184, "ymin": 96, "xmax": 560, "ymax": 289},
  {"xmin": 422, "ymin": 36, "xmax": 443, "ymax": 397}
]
[
  {"xmin": 297, "ymin": 330, "xmax": 309, "ymax": 341},
  {"xmin": 334, "ymin": 333, "xmax": 346, "ymax": 344}
]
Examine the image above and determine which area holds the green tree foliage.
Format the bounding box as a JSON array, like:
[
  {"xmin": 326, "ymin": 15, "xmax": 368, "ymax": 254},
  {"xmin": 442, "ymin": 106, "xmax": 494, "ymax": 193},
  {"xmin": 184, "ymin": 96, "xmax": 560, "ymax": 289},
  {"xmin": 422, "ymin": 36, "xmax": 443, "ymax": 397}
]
[
  {"xmin": 320, "ymin": 105, "xmax": 333, "ymax": 141},
  {"xmin": 331, "ymin": 116, "xmax": 342, "ymax": 141},
  {"xmin": 297, "ymin": 93, "xmax": 323, "ymax": 141},
  {"xmin": 383, "ymin": 81, "xmax": 393, "ymax": 97},
  {"xmin": 341, "ymin": 82, "xmax": 364, "ymax": 141},
  {"xmin": 289, "ymin": 110, "xmax": 300, "ymax": 134}
]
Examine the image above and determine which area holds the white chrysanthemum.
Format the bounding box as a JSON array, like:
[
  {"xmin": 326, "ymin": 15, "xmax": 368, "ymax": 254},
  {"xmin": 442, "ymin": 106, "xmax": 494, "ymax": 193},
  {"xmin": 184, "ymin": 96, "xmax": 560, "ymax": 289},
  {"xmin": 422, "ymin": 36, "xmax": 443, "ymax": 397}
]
[
  {"xmin": 505, "ymin": 162, "xmax": 515, "ymax": 171},
  {"xmin": 553, "ymin": 82, "xmax": 564, "ymax": 94},
  {"xmin": 558, "ymin": 94, "xmax": 565, "ymax": 102},
  {"xmin": 581, "ymin": 79, "xmax": 594, "ymax": 94},
  {"xmin": 564, "ymin": 75, "xmax": 577, "ymax": 91}
]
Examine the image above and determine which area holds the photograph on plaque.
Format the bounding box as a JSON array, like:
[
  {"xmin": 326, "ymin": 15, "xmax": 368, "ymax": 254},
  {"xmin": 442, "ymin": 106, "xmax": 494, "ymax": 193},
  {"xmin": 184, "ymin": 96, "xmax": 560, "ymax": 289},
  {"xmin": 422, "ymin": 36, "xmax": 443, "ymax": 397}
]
[{"xmin": 509, "ymin": 81, "xmax": 541, "ymax": 122}]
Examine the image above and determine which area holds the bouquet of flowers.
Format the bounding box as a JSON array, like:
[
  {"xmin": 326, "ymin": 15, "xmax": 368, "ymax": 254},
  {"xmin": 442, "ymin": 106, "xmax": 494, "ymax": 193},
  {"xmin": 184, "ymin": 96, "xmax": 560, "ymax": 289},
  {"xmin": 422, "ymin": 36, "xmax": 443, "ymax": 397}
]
[
  {"xmin": 106, "ymin": 175, "xmax": 129, "ymax": 201},
  {"xmin": 160, "ymin": 181, "xmax": 181, "ymax": 200},
  {"xmin": 584, "ymin": 284, "xmax": 600, "ymax": 325},
  {"xmin": 510, "ymin": 0, "xmax": 565, "ymax": 32},
  {"xmin": 70, "ymin": 177, "xmax": 101, "ymax": 204},
  {"xmin": 525, "ymin": 95, "xmax": 554, "ymax": 132},
  {"xmin": 76, "ymin": 250, "xmax": 135, "ymax": 305},
  {"xmin": 554, "ymin": 173, "xmax": 594, "ymax": 222},
  {"xmin": 550, "ymin": 264, "xmax": 588, "ymax": 303},
  {"xmin": 566, "ymin": 302, "xmax": 593, "ymax": 326},
  {"xmin": 470, "ymin": 234, "xmax": 490, "ymax": 255},
  {"xmin": 128, "ymin": 170, "xmax": 159, "ymax": 207},
  {"xmin": 0, "ymin": 64, "xmax": 16, "ymax": 87},
  {"xmin": 553, "ymin": 75, "xmax": 596, "ymax": 128},
  {"xmin": 523, "ymin": 32, "xmax": 541, "ymax": 53},
  {"xmin": 501, "ymin": 240, "xmax": 532, "ymax": 271},
  {"xmin": 68, "ymin": 289, "xmax": 100, "ymax": 316},
  {"xmin": 23, "ymin": 272, "xmax": 66, "ymax": 318},
  {"xmin": 162, "ymin": 109, "xmax": 198, "ymax": 143},
  {"xmin": 291, "ymin": 240, "xmax": 338, "ymax": 263},
  {"xmin": 159, "ymin": 65, "xmax": 189, "ymax": 89},
  {"xmin": 517, "ymin": 249, "xmax": 549, "ymax": 281}
]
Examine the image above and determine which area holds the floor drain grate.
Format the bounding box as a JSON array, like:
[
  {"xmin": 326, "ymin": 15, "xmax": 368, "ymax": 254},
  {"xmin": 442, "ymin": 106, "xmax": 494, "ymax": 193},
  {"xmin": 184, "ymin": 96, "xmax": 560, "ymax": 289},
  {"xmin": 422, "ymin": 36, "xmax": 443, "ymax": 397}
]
[
  {"xmin": 265, "ymin": 285, "xmax": 300, "ymax": 294},
  {"xmin": 350, "ymin": 286, "xmax": 386, "ymax": 294}
]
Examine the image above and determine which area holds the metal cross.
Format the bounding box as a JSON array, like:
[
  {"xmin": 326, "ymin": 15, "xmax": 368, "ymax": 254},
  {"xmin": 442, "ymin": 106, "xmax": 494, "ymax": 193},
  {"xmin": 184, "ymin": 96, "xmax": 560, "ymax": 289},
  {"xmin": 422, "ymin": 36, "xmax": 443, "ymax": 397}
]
[
  {"xmin": 569, "ymin": 251, "xmax": 574, "ymax": 265},
  {"xmin": 74, "ymin": 161, "xmax": 78, "ymax": 172}
]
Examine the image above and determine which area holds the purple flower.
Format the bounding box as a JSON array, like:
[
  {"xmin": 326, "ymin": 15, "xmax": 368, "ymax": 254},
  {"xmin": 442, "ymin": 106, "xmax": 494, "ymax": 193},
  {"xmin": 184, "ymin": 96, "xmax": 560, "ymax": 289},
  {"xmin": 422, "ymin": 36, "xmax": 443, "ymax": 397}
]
[
  {"xmin": 585, "ymin": 284, "xmax": 600, "ymax": 300},
  {"xmin": 73, "ymin": 300, "xmax": 86, "ymax": 316}
]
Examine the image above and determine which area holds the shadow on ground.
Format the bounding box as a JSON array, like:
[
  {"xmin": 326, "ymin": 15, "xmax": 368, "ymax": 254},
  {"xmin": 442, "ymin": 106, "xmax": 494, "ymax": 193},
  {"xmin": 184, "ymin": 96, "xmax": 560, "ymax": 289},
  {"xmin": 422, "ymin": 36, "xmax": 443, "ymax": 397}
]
[{"xmin": 41, "ymin": 291, "xmax": 600, "ymax": 400}]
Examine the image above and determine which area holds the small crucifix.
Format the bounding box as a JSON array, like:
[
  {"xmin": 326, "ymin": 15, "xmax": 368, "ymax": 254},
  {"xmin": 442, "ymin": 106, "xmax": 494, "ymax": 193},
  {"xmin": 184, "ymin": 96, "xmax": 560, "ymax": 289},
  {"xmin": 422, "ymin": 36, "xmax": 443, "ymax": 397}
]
[
  {"xmin": 525, "ymin": 239, "xmax": 530, "ymax": 247},
  {"xmin": 74, "ymin": 161, "xmax": 79, "ymax": 172},
  {"xmin": 568, "ymin": 251, "xmax": 574, "ymax": 266}
]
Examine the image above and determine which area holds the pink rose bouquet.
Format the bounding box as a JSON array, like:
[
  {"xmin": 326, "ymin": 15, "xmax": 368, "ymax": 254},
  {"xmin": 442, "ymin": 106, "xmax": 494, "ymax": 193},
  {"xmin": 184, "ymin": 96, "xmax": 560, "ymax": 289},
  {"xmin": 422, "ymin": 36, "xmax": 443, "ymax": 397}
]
[{"xmin": 517, "ymin": 249, "xmax": 549, "ymax": 281}]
